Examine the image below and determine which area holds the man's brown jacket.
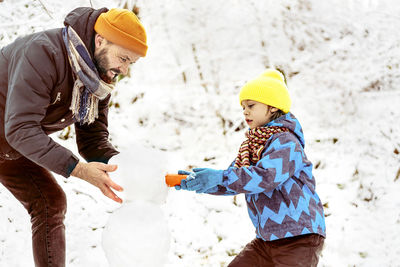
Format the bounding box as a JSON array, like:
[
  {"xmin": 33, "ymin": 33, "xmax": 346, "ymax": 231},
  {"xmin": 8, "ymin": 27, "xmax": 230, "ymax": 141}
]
[{"xmin": 0, "ymin": 7, "xmax": 119, "ymax": 177}]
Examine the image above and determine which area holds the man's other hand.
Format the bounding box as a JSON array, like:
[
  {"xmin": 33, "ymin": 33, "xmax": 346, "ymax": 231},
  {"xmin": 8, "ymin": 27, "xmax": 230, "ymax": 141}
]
[{"xmin": 71, "ymin": 162, "xmax": 123, "ymax": 203}]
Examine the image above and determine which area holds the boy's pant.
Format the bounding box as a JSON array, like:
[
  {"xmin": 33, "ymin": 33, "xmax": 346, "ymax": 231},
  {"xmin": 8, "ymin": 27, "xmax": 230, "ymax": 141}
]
[
  {"xmin": 228, "ymin": 234, "xmax": 324, "ymax": 267},
  {"xmin": 0, "ymin": 156, "xmax": 67, "ymax": 267}
]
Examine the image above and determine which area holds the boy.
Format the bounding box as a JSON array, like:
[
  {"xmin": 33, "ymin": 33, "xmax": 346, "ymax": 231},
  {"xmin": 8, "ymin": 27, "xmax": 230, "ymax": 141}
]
[{"xmin": 177, "ymin": 69, "xmax": 326, "ymax": 266}]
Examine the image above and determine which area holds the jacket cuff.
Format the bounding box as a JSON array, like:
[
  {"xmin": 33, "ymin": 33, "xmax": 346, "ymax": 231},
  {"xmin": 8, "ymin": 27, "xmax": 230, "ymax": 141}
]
[
  {"xmin": 86, "ymin": 150, "xmax": 119, "ymax": 164},
  {"xmin": 65, "ymin": 154, "xmax": 80, "ymax": 178}
]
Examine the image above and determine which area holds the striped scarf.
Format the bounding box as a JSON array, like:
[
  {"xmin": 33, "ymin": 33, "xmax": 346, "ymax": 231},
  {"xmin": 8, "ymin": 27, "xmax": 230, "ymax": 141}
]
[
  {"xmin": 234, "ymin": 126, "xmax": 289, "ymax": 168},
  {"xmin": 62, "ymin": 26, "xmax": 114, "ymax": 124}
]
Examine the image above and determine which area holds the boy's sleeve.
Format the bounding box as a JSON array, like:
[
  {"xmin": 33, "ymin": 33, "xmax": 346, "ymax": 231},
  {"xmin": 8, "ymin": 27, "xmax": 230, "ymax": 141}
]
[
  {"xmin": 204, "ymin": 185, "xmax": 238, "ymax": 195},
  {"xmin": 221, "ymin": 133, "xmax": 307, "ymax": 194},
  {"xmin": 203, "ymin": 160, "xmax": 238, "ymax": 195}
]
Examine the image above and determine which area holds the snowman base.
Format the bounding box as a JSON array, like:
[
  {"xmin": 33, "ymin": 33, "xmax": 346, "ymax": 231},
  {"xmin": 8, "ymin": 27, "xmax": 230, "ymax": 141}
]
[{"xmin": 102, "ymin": 200, "xmax": 171, "ymax": 267}]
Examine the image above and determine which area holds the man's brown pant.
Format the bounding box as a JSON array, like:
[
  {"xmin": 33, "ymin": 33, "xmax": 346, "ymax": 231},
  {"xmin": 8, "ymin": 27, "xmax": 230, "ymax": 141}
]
[
  {"xmin": 0, "ymin": 157, "xmax": 67, "ymax": 267},
  {"xmin": 228, "ymin": 234, "xmax": 324, "ymax": 267}
]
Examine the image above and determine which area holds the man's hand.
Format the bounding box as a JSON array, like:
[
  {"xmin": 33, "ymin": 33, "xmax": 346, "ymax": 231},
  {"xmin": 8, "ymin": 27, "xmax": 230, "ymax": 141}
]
[{"xmin": 71, "ymin": 161, "xmax": 123, "ymax": 203}]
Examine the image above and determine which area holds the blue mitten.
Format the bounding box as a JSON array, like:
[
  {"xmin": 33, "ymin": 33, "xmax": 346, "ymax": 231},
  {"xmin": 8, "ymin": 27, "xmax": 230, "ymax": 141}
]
[
  {"xmin": 175, "ymin": 170, "xmax": 195, "ymax": 190},
  {"xmin": 185, "ymin": 168, "xmax": 224, "ymax": 193}
]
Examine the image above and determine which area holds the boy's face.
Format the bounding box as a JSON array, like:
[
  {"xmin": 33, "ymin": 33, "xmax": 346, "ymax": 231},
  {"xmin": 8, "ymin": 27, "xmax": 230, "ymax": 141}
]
[{"xmin": 241, "ymin": 100, "xmax": 277, "ymax": 129}]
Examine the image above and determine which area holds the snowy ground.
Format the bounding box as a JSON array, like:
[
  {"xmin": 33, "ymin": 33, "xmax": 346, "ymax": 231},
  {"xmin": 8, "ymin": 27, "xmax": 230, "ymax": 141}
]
[{"xmin": 1, "ymin": 0, "xmax": 400, "ymax": 266}]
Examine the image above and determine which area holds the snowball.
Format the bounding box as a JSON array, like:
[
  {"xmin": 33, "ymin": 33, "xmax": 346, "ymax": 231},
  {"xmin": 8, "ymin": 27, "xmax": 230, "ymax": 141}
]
[
  {"xmin": 102, "ymin": 201, "xmax": 171, "ymax": 267},
  {"xmin": 108, "ymin": 144, "xmax": 169, "ymax": 204}
]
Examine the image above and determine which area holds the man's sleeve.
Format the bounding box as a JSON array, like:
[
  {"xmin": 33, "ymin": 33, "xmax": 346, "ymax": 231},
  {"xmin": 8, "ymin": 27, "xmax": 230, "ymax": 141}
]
[
  {"xmin": 74, "ymin": 94, "xmax": 119, "ymax": 163},
  {"xmin": 5, "ymin": 40, "xmax": 79, "ymax": 177}
]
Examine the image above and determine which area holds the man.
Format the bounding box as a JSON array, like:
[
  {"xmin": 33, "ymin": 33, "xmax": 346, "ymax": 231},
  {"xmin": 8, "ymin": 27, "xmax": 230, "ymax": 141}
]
[{"xmin": 0, "ymin": 7, "xmax": 147, "ymax": 266}]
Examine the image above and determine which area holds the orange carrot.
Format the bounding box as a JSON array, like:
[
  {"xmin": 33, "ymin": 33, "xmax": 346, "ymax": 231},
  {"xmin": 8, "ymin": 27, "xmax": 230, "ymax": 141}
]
[{"xmin": 165, "ymin": 174, "xmax": 188, "ymax": 187}]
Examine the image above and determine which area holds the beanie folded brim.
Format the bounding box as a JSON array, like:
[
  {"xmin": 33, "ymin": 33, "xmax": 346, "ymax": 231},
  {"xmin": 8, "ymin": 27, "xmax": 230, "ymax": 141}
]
[{"xmin": 94, "ymin": 14, "xmax": 148, "ymax": 57}]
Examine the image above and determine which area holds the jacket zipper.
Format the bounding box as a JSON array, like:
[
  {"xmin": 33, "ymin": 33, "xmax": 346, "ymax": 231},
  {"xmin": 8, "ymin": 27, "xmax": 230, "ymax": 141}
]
[{"xmin": 51, "ymin": 92, "xmax": 61, "ymax": 105}]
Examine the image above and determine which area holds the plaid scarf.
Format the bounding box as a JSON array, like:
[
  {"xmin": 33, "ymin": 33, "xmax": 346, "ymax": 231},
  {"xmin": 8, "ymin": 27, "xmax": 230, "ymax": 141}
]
[
  {"xmin": 234, "ymin": 126, "xmax": 289, "ymax": 168},
  {"xmin": 62, "ymin": 26, "xmax": 114, "ymax": 124}
]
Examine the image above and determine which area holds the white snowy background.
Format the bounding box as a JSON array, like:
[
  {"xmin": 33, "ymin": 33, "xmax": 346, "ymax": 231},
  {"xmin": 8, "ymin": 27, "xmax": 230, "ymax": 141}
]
[{"xmin": 1, "ymin": 0, "xmax": 400, "ymax": 266}]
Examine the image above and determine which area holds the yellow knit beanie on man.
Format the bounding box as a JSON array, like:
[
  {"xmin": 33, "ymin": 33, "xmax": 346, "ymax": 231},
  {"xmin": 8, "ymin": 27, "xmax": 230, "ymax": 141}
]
[
  {"xmin": 94, "ymin": 8, "xmax": 147, "ymax": 56},
  {"xmin": 239, "ymin": 69, "xmax": 291, "ymax": 113}
]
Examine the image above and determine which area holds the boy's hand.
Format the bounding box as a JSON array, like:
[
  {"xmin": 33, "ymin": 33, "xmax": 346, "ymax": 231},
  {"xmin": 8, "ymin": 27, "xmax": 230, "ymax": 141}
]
[
  {"xmin": 174, "ymin": 170, "xmax": 194, "ymax": 190},
  {"xmin": 182, "ymin": 168, "xmax": 224, "ymax": 193}
]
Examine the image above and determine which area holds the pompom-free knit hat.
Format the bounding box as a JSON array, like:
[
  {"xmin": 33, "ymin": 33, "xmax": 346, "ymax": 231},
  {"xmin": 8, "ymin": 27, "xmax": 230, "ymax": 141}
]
[
  {"xmin": 94, "ymin": 8, "xmax": 147, "ymax": 56},
  {"xmin": 239, "ymin": 69, "xmax": 291, "ymax": 113}
]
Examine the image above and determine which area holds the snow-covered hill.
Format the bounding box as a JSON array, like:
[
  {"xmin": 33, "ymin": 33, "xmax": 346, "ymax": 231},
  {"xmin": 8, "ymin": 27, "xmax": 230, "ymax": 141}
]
[{"xmin": 1, "ymin": 0, "xmax": 399, "ymax": 266}]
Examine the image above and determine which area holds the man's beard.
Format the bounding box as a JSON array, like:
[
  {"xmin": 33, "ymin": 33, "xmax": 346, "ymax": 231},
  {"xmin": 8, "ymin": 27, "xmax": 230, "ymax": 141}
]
[{"xmin": 94, "ymin": 47, "xmax": 120, "ymax": 84}]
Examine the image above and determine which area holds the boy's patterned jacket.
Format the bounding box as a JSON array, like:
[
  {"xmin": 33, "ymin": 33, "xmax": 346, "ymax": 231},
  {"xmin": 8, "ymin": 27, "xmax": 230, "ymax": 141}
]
[{"xmin": 210, "ymin": 113, "xmax": 326, "ymax": 241}]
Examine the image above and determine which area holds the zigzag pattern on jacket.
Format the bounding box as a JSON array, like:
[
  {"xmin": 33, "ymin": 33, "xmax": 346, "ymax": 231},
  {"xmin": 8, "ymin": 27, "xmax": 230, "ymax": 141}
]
[{"xmin": 213, "ymin": 113, "xmax": 326, "ymax": 241}]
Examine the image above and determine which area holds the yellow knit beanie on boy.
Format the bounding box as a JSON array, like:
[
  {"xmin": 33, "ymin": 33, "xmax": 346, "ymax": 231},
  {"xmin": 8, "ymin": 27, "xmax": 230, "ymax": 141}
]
[{"xmin": 239, "ymin": 69, "xmax": 291, "ymax": 113}]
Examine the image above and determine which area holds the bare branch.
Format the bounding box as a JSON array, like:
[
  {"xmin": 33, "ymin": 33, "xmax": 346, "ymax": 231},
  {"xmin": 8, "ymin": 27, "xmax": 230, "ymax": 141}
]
[{"xmin": 36, "ymin": 0, "xmax": 54, "ymax": 20}]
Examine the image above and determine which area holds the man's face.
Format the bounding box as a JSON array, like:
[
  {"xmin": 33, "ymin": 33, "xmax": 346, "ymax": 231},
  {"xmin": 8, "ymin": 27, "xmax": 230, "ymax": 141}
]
[{"xmin": 94, "ymin": 35, "xmax": 141, "ymax": 84}]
